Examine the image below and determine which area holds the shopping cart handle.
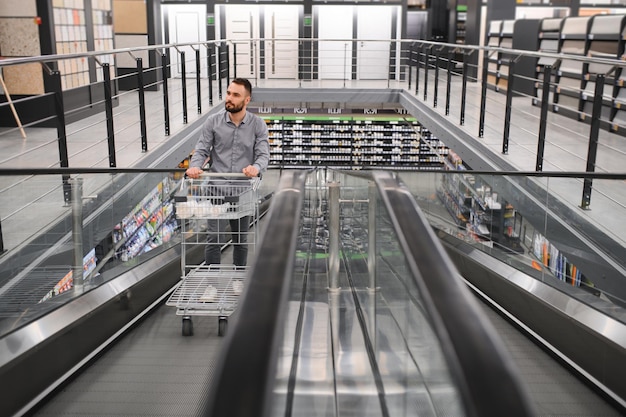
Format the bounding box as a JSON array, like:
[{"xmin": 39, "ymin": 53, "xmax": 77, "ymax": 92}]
[{"xmin": 199, "ymin": 172, "xmax": 250, "ymax": 178}]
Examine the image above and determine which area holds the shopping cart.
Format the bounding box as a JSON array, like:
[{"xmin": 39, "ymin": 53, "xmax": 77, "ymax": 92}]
[{"xmin": 166, "ymin": 173, "xmax": 261, "ymax": 336}]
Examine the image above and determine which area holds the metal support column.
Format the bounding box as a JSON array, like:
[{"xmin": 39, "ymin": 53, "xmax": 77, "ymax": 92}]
[
  {"xmin": 328, "ymin": 181, "xmax": 340, "ymax": 290},
  {"xmin": 136, "ymin": 57, "xmax": 148, "ymax": 152},
  {"xmin": 208, "ymin": 45, "xmax": 214, "ymax": 105},
  {"xmin": 433, "ymin": 47, "xmax": 440, "ymax": 108},
  {"xmin": 161, "ymin": 52, "xmax": 170, "ymax": 136},
  {"xmin": 233, "ymin": 43, "xmax": 237, "ymax": 79},
  {"xmin": 180, "ymin": 50, "xmax": 188, "ymax": 124},
  {"xmin": 416, "ymin": 45, "xmax": 422, "ymax": 95},
  {"xmin": 71, "ymin": 178, "xmax": 84, "ymax": 295},
  {"xmin": 408, "ymin": 43, "xmax": 414, "ymax": 91},
  {"xmin": 423, "ymin": 45, "xmax": 431, "ymax": 101},
  {"xmin": 581, "ymin": 74, "xmax": 604, "ymax": 210},
  {"xmin": 102, "ymin": 63, "xmax": 116, "ymax": 167},
  {"xmin": 46, "ymin": 65, "xmax": 71, "ymax": 204},
  {"xmin": 479, "ymin": 51, "xmax": 489, "ymax": 137},
  {"xmin": 461, "ymin": 52, "xmax": 469, "ymax": 126},
  {"xmin": 536, "ymin": 65, "xmax": 552, "ymax": 171},
  {"xmin": 445, "ymin": 49, "xmax": 453, "ymax": 116},
  {"xmin": 218, "ymin": 44, "xmax": 224, "ymax": 100},
  {"xmin": 225, "ymin": 43, "xmax": 231, "ymax": 87},
  {"xmin": 195, "ymin": 48, "xmax": 202, "ymax": 114},
  {"xmin": 502, "ymin": 59, "xmax": 516, "ymax": 154},
  {"xmin": 0, "ymin": 217, "xmax": 4, "ymax": 253},
  {"xmin": 368, "ymin": 181, "xmax": 377, "ymax": 290}
]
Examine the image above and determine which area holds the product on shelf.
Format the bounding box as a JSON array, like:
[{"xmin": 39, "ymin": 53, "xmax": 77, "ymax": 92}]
[
  {"xmin": 261, "ymin": 112, "xmax": 449, "ymax": 170},
  {"xmin": 438, "ymin": 151, "xmax": 523, "ymax": 253},
  {"xmin": 114, "ymin": 179, "xmax": 178, "ymax": 262}
]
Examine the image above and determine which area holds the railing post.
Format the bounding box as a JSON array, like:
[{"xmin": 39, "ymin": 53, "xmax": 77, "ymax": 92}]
[
  {"xmin": 328, "ymin": 181, "xmax": 340, "ymax": 290},
  {"xmin": 0, "ymin": 217, "xmax": 4, "ymax": 253},
  {"xmin": 161, "ymin": 52, "xmax": 170, "ymax": 136},
  {"xmin": 423, "ymin": 45, "xmax": 431, "ymax": 101},
  {"xmin": 225, "ymin": 43, "xmax": 231, "ymax": 87},
  {"xmin": 102, "ymin": 63, "xmax": 116, "ymax": 167},
  {"xmin": 195, "ymin": 47, "xmax": 202, "ymax": 114},
  {"xmin": 368, "ymin": 181, "xmax": 377, "ymax": 290},
  {"xmin": 47, "ymin": 65, "xmax": 71, "ymax": 204},
  {"xmin": 502, "ymin": 58, "xmax": 516, "ymax": 154},
  {"xmin": 536, "ymin": 65, "xmax": 552, "ymax": 171},
  {"xmin": 446, "ymin": 49, "xmax": 453, "ymax": 116},
  {"xmin": 461, "ymin": 51, "xmax": 469, "ymax": 126},
  {"xmin": 581, "ymin": 74, "xmax": 604, "ymax": 210},
  {"xmin": 233, "ymin": 42, "xmax": 238, "ymax": 79},
  {"xmin": 208, "ymin": 44, "xmax": 214, "ymax": 105},
  {"xmin": 218, "ymin": 44, "xmax": 224, "ymax": 100},
  {"xmin": 479, "ymin": 50, "xmax": 489, "ymax": 137},
  {"xmin": 433, "ymin": 47, "xmax": 440, "ymax": 108},
  {"xmin": 180, "ymin": 50, "xmax": 188, "ymax": 124},
  {"xmin": 71, "ymin": 177, "xmax": 84, "ymax": 295},
  {"xmin": 416, "ymin": 44, "xmax": 422, "ymax": 95},
  {"xmin": 136, "ymin": 57, "xmax": 148, "ymax": 153},
  {"xmin": 408, "ymin": 43, "xmax": 413, "ymax": 91}
]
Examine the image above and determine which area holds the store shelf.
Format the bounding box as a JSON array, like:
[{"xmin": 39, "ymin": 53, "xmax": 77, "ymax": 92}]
[
  {"xmin": 553, "ymin": 16, "xmax": 593, "ymax": 119},
  {"xmin": 262, "ymin": 114, "xmax": 449, "ymax": 170},
  {"xmin": 113, "ymin": 178, "xmax": 178, "ymax": 262},
  {"xmin": 438, "ymin": 151, "xmax": 524, "ymax": 253}
]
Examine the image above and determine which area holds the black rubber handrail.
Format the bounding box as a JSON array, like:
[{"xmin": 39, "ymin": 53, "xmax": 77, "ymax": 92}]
[
  {"xmin": 372, "ymin": 170, "xmax": 537, "ymax": 417},
  {"xmin": 202, "ymin": 170, "xmax": 309, "ymax": 417}
]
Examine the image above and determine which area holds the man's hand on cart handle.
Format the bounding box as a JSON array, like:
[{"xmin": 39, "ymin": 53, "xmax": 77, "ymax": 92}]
[
  {"xmin": 185, "ymin": 166, "xmax": 203, "ymax": 179},
  {"xmin": 242, "ymin": 165, "xmax": 259, "ymax": 178}
]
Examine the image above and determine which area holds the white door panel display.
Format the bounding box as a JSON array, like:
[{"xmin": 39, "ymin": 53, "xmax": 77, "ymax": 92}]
[
  {"xmin": 264, "ymin": 5, "xmax": 299, "ymax": 79},
  {"xmin": 357, "ymin": 6, "xmax": 393, "ymax": 80},
  {"xmin": 317, "ymin": 6, "xmax": 353, "ymax": 80},
  {"xmin": 225, "ymin": 5, "xmax": 260, "ymax": 79},
  {"xmin": 163, "ymin": 4, "xmax": 207, "ymax": 78}
]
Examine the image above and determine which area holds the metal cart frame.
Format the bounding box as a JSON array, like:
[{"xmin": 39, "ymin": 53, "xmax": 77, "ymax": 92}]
[{"xmin": 167, "ymin": 173, "xmax": 261, "ymax": 336}]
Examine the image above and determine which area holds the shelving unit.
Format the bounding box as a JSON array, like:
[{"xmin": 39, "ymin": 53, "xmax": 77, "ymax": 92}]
[
  {"xmin": 438, "ymin": 151, "xmax": 524, "ymax": 253},
  {"xmin": 579, "ymin": 14, "xmax": 623, "ymax": 126},
  {"xmin": 453, "ymin": 4, "xmax": 467, "ymax": 67},
  {"xmin": 553, "ymin": 16, "xmax": 592, "ymax": 119},
  {"xmin": 486, "ymin": 20, "xmax": 503, "ymax": 92},
  {"xmin": 486, "ymin": 19, "xmax": 516, "ymax": 93},
  {"xmin": 263, "ymin": 114, "xmax": 450, "ymax": 170},
  {"xmin": 497, "ymin": 19, "xmax": 516, "ymax": 92},
  {"xmin": 113, "ymin": 179, "xmax": 178, "ymax": 262},
  {"xmin": 455, "ymin": 5, "xmax": 467, "ymax": 46},
  {"xmin": 533, "ymin": 17, "xmax": 563, "ymax": 106},
  {"xmin": 532, "ymin": 232, "xmax": 584, "ymax": 287}
]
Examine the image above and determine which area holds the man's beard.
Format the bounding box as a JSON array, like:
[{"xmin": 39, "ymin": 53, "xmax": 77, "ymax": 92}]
[{"xmin": 225, "ymin": 102, "xmax": 244, "ymax": 113}]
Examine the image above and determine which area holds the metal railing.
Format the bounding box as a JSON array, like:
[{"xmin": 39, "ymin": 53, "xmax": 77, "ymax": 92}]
[{"xmin": 2, "ymin": 37, "xmax": 626, "ymax": 290}]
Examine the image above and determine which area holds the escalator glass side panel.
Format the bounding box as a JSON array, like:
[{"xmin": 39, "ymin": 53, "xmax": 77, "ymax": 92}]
[{"xmin": 0, "ymin": 171, "xmax": 183, "ymax": 337}]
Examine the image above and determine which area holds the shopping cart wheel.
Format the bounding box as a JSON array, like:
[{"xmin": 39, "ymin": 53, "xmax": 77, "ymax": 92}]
[
  {"xmin": 182, "ymin": 316, "xmax": 194, "ymax": 336},
  {"xmin": 218, "ymin": 316, "xmax": 227, "ymax": 337}
]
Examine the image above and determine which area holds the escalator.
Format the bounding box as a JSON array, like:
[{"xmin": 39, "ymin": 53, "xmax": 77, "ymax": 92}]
[{"xmin": 3, "ymin": 170, "xmax": 624, "ymax": 416}]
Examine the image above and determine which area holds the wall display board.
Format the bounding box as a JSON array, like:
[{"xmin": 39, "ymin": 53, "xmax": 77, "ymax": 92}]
[
  {"xmin": 53, "ymin": 0, "xmax": 90, "ymax": 89},
  {"xmin": 91, "ymin": 0, "xmax": 115, "ymax": 82}
]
